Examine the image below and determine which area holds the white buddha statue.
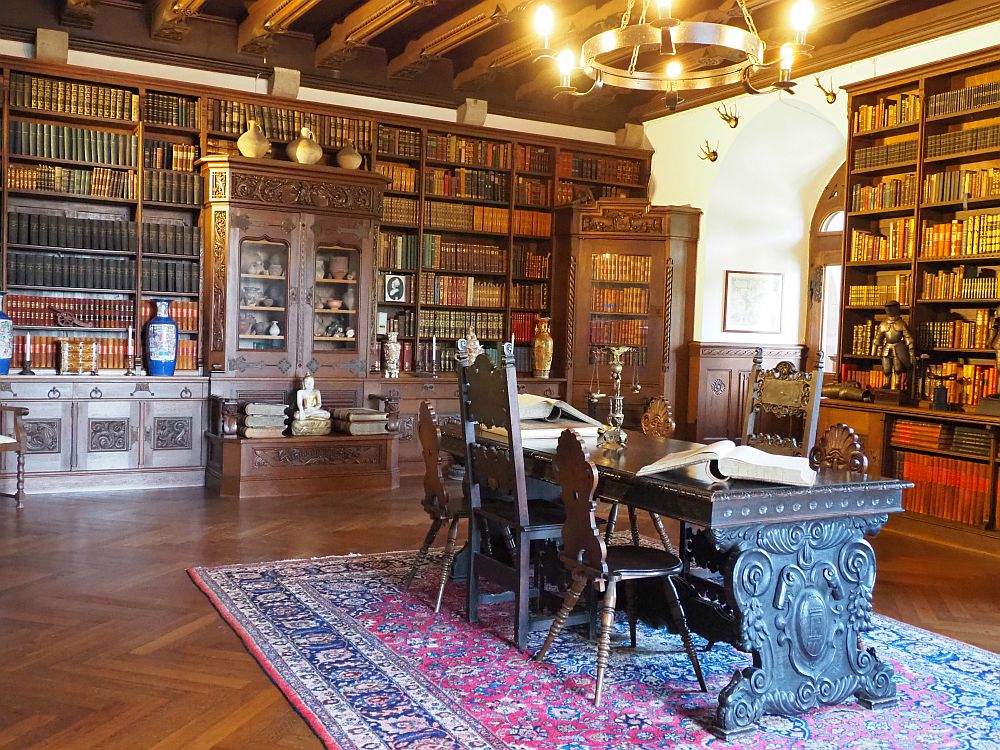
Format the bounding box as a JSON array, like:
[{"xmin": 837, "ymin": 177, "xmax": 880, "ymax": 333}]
[{"xmin": 293, "ymin": 374, "xmax": 330, "ymax": 421}]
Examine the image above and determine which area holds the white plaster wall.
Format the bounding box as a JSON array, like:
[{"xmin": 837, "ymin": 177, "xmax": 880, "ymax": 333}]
[{"xmin": 646, "ymin": 18, "xmax": 1000, "ymax": 344}]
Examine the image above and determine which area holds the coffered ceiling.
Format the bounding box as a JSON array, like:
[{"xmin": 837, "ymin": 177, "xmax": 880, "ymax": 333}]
[{"xmin": 0, "ymin": 0, "xmax": 997, "ymax": 131}]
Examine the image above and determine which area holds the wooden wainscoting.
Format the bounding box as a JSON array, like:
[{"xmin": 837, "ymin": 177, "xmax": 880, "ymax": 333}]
[{"xmin": 686, "ymin": 342, "xmax": 807, "ymax": 443}]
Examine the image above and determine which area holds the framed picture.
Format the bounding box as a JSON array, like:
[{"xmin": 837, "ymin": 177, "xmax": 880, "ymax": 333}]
[
  {"xmin": 384, "ymin": 274, "xmax": 407, "ymax": 303},
  {"xmin": 723, "ymin": 271, "xmax": 783, "ymax": 333}
]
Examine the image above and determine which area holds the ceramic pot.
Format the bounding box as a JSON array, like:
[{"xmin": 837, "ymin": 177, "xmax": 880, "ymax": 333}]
[
  {"xmin": 336, "ymin": 140, "xmax": 363, "ymax": 169},
  {"xmin": 341, "ymin": 287, "xmax": 356, "ymax": 311},
  {"xmin": 268, "ymin": 321, "xmax": 281, "ymax": 336},
  {"xmin": 532, "ymin": 316, "xmax": 554, "ymax": 379},
  {"xmin": 286, "ymin": 127, "xmax": 323, "ymax": 165},
  {"xmin": 237, "ymin": 119, "xmax": 271, "ymax": 159},
  {"xmin": 145, "ymin": 299, "xmax": 178, "ymax": 376},
  {"xmin": 382, "ymin": 331, "xmax": 401, "ymax": 379},
  {"xmin": 0, "ymin": 292, "xmax": 11, "ymax": 375}
]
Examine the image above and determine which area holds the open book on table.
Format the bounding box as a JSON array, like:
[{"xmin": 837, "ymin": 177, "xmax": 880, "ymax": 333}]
[
  {"xmin": 635, "ymin": 439, "xmax": 817, "ymax": 487},
  {"xmin": 480, "ymin": 393, "xmax": 605, "ymax": 441}
]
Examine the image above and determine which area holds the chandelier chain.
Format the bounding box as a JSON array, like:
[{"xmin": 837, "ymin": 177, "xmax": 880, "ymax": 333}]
[
  {"xmin": 737, "ymin": 0, "xmax": 758, "ymax": 38},
  {"xmin": 620, "ymin": 0, "xmax": 635, "ymax": 29}
]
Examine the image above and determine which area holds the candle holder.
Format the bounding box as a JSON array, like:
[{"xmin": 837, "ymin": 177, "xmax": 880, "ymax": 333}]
[
  {"xmin": 18, "ymin": 358, "xmax": 35, "ymax": 376},
  {"xmin": 598, "ymin": 345, "xmax": 631, "ymax": 448},
  {"xmin": 124, "ymin": 351, "xmax": 137, "ymax": 377}
]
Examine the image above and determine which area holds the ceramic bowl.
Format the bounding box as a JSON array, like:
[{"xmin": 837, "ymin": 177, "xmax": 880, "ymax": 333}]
[{"xmin": 327, "ymin": 299, "xmax": 343, "ymax": 310}]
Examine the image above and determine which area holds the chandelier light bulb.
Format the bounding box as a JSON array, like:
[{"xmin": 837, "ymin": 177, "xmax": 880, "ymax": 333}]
[
  {"xmin": 534, "ymin": 5, "xmax": 554, "ymax": 47},
  {"xmin": 658, "ymin": 0, "xmax": 673, "ymax": 19},
  {"xmin": 790, "ymin": 0, "xmax": 814, "ymax": 32},
  {"xmin": 665, "ymin": 60, "xmax": 683, "ymax": 79},
  {"xmin": 557, "ymin": 48, "xmax": 576, "ymax": 76}
]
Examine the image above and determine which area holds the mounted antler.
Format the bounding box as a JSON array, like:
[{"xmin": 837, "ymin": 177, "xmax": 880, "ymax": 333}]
[
  {"xmin": 716, "ymin": 102, "xmax": 739, "ymax": 128},
  {"xmin": 815, "ymin": 76, "xmax": 837, "ymax": 104},
  {"xmin": 698, "ymin": 140, "xmax": 718, "ymax": 162}
]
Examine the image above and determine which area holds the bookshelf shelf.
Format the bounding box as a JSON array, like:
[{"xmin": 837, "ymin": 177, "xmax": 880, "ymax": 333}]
[
  {"xmin": 850, "ymin": 160, "xmax": 917, "ymax": 176},
  {"xmin": 847, "ymin": 206, "xmax": 916, "ymax": 218},
  {"xmin": 424, "ymin": 193, "xmax": 509, "ymax": 207},
  {"xmin": 8, "ymin": 284, "xmax": 135, "ymax": 294},
  {"xmin": 425, "ymin": 157, "xmax": 509, "ymax": 173},
  {"xmin": 851, "ymin": 120, "xmax": 921, "ymax": 138},
  {"xmin": 13, "ymin": 325, "xmax": 130, "ymax": 332},
  {"xmin": 8, "ymin": 153, "xmax": 138, "ymax": 172},
  {"xmin": 917, "ymin": 253, "xmax": 1000, "ymax": 265},
  {"xmin": 845, "ymin": 259, "xmax": 913, "ymax": 269},
  {"xmin": 240, "ymin": 305, "xmax": 285, "ymax": 312},
  {"xmin": 555, "ymin": 174, "xmax": 644, "ymax": 190},
  {"xmin": 924, "ymin": 145, "xmax": 1000, "ymax": 164},
  {"xmin": 142, "ymin": 200, "xmax": 200, "ymax": 210},
  {"xmin": 315, "ymin": 278, "xmax": 358, "ymax": 285},
  {"xmin": 921, "ymin": 197, "xmax": 1000, "ymax": 210},
  {"xmin": 142, "ymin": 252, "xmax": 199, "ymax": 261},
  {"xmin": 8, "ymin": 105, "xmax": 138, "ymax": 131},
  {"xmin": 141, "ymin": 290, "xmax": 199, "ymax": 298},
  {"xmin": 925, "ymin": 101, "xmax": 1000, "ymax": 124},
  {"xmin": 315, "ymin": 308, "xmax": 357, "ymax": 314},
  {"xmin": 143, "ymin": 122, "xmax": 201, "ymax": 136},
  {"xmin": 314, "ymin": 336, "xmax": 355, "ymax": 342},
  {"xmin": 7, "ymin": 243, "xmax": 133, "ymax": 257},
  {"xmin": 7, "ymin": 189, "xmax": 136, "ymax": 205},
  {"xmin": 240, "ymin": 273, "xmax": 286, "ymax": 280},
  {"xmin": 238, "ymin": 334, "xmax": 284, "ymax": 340}
]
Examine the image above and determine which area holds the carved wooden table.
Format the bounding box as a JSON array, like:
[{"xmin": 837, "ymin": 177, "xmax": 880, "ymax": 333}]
[
  {"xmin": 441, "ymin": 427, "xmax": 910, "ymax": 739},
  {"xmin": 206, "ymin": 432, "xmax": 399, "ymax": 498}
]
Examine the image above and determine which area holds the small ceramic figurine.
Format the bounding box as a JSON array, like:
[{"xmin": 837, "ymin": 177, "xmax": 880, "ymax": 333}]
[
  {"xmin": 345, "ymin": 327, "xmax": 355, "ymax": 339},
  {"xmin": 268, "ymin": 320, "xmax": 280, "ymax": 336},
  {"xmin": 268, "ymin": 254, "xmax": 284, "ymax": 277},
  {"xmin": 247, "ymin": 252, "xmax": 266, "ymax": 275},
  {"xmin": 293, "ymin": 373, "xmax": 331, "ymax": 421}
]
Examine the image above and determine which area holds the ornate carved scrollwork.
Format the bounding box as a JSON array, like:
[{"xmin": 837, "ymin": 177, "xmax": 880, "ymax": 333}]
[
  {"xmin": 230, "ymin": 173, "xmax": 378, "ymax": 212},
  {"xmin": 639, "ymin": 396, "xmax": 675, "ymax": 438},
  {"xmin": 24, "ymin": 420, "xmax": 60, "ymax": 454},
  {"xmin": 809, "ymin": 423, "xmax": 869, "ymax": 472},
  {"xmin": 212, "ymin": 209, "xmax": 228, "ymax": 352},
  {"xmin": 154, "ymin": 417, "xmax": 193, "ymax": 450},
  {"xmin": 89, "ymin": 419, "xmax": 128, "ymax": 452},
  {"xmin": 251, "ymin": 445, "xmax": 382, "ymax": 467},
  {"xmin": 581, "ymin": 209, "xmax": 664, "ymax": 234},
  {"xmin": 211, "ymin": 170, "xmax": 228, "ymax": 200}
]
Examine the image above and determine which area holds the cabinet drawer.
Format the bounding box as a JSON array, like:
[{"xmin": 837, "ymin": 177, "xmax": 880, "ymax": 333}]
[
  {"xmin": 370, "ymin": 380, "xmax": 461, "ymax": 401},
  {"xmin": 518, "ymin": 381, "xmax": 563, "ymax": 399},
  {"xmin": 74, "ymin": 379, "xmax": 208, "ymax": 401},
  {"xmin": 0, "ymin": 380, "xmax": 72, "ymax": 400}
]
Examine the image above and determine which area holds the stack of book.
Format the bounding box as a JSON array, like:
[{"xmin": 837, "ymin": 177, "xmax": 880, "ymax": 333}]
[
  {"xmin": 331, "ymin": 408, "xmax": 388, "ymax": 436},
  {"xmin": 239, "ymin": 402, "xmax": 288, "ymax": 438}
]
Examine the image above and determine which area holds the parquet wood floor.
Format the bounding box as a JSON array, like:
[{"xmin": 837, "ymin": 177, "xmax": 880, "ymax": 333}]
[{"xmin": 1, "ymin": 480, "xmax": 997, "ymax": 749}]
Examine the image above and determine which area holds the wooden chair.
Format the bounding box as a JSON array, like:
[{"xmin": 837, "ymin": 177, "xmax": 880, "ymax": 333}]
[
  {"xmin": 809, "ymin": 422, "xmax": 869, "ymax": 472},
  {"xmin": 533, "ymin": 430, "xmax": 706, "ymax": 705},
  {"xmin": 741, "ymin": 347, "xmax": 824, "ymax": 457},
  {"xmin": 457, "ymin": 340, "xmax": 577, "ymax": 650},
  {"xmin": 0, "ymin": 406, "xmax": 28, "ymax": 509},
  {"xmin": 403, "ymin": 401, "xmax": 467, "ymax": 612}
]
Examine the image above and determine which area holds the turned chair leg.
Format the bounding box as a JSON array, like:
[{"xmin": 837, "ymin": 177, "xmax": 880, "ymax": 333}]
[
  {"xmin": 15, "ymin": 451, "xmax": 25, "ymax": 510},
  {"xmin": 534, "ymin": 570, "xmax": 588, "ymax": 662},
  {"xmin": 434, "ymin": 516, "xmax": 461, "ymax": 613},
  {"xmin": 626, "ymin": 579, "xmax": 638, "ymax": 648},
  {"xmin": 627, "ymin": 506, "xmax": 641, "ymax": 546},
  {"xmin": 604, "ymin": 502, "xmax": 620, "ymax": 544},
  {"xmin": 594, "ymin": 578, "xmax": 618, "ymax": 706},
  {"xmin": 404, "ymin": 517, "xmax": 443, "ymax": 589},
  {"xmin": 648, "ymin": 512, "xmax": 676, "ymax": 555},
  {"xmin": 661, "ymin": 575, "xmax": 707, "ymax": 692}
]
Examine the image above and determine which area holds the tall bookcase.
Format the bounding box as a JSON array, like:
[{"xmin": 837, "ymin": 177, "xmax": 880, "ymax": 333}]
[{"xmin": 835, "ymin": 45, "xmax": 1000, "ymax": 532}]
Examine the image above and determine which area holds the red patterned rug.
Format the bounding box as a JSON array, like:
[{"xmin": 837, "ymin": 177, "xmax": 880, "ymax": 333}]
[{"xmin": 190, "ymin": 549, "xmax": 1000, "ymax": 749}]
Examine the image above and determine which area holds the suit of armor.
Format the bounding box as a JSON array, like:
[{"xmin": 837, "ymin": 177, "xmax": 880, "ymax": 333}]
[{"xmin": 871, "ymin": 304, "xmax": 915, "ymax": 390}]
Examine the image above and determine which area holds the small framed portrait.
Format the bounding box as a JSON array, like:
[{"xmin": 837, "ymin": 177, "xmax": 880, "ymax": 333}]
[
  {"xmin": 723, "ymin": 270, "xmax": 783, "ymax": 333},
  {"xmin": 384, "ymin": 274, "xmax": 407, "ymax": 302}
]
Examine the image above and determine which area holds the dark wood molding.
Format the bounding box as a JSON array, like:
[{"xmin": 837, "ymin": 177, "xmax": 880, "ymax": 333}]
[{"xmin": 60, "ymin": 0, "xmax": 99, "ymax": 29}]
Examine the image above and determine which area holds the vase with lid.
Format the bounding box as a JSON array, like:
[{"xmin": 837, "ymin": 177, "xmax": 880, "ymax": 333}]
[
  {"xmin": 336, "ymin": 140, "xmax": 363, "ymax": 170},
  {"xmin": 237, "ymin": 119, "xmax": 271, "ymax": 158},
  {"xmin": 145, "ymin": 299, "xmax": 178, "ymax": 376},
  {"xmin": 382, "ymin": 332, "xmax": 401, "ymax": 378},
  {"xmin": 532, "ymin": 316, "xmax": 554, "ymax": 379},
  {"xmin": 286, "ymin": 127, "xmax": 323, "ymax": 165}
]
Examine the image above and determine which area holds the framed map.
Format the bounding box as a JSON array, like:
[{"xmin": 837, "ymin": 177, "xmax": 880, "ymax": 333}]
[{"xmin": 723, "ymin": 271, "xmax": 783, "ymax": 333}]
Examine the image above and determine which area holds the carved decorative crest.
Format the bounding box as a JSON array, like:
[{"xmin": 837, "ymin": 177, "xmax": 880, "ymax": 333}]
[
  {"xmin": 154, "ymin": 417, "xmax": 193, "ymax": 450},
  {"xmin": 581, "ymin": 209, "xmax": 663, "ymax": 234},
  {"xmin": 230, "ymin": 173, "xmax": 379, "ymax": 212},
  {"xmin": 252, "ymin": 445, "xmax": 383, "ymax": 467},
  {"xmin": 212, "ymin": 209, "xmax": 228, "ymax": 352},
  {"xmin": 24, "ymin": 420, "xmax": 60, "ymax": 453},
  {"xmin": 640, "ymin": 396, "xmax": 675, "ymax": 438},
  {"xmin": 809, "ymin": 423, "xmax": 869, "ymax": 473},
  {"xmin": 89, "ymin": 419, "xmax": 128, "ymax": 452}
]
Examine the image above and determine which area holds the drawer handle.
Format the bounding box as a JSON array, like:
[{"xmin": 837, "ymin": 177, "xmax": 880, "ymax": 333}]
[
  {"xmin": 422, "ymin": 383, "xmax": 434, "ymax": 391},
  {"xmin": 180, "ymin": 387, "xmax": 193, "ymax": 399},
  {"xmin": 130, "ymin": 383, "xmax": 155, "ymax": 397},
  {"xmin": 47, "ymin": 387, "xmax": 61, "ymax": 400},
  {"xmin": 543, "ymin": 388, "xmax": 553, "ymax": 397},
  {"xmin": 90, "ymin": 387, "xmax": 103, "ymax": 399}
]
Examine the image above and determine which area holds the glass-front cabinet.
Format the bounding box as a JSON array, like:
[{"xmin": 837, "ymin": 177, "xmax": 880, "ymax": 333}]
[
  {"xmin": 312, "ymin": 245, "xmax": 360, "ymax": 354},
  {"xmin": 239, "ymin": 237, "xmax": 290, "ymax": 352}
]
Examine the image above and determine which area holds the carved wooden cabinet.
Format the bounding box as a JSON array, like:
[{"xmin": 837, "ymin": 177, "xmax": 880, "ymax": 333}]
[
  {"xmin": 200, "ymin": 156, "xmax": 388, "ymax": 381},
  {"xmin": 551, "ymin": 199, "xmax": 700, "ymax": 434}
]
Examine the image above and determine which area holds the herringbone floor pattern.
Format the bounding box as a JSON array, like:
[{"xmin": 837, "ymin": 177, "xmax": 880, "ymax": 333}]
[{"xmin": 0, "ymin": 480, "xmax": 997, "ymax": 749}]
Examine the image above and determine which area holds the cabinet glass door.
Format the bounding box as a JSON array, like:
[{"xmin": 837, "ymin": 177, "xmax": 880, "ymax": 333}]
[
  {"xmin": 238, "ymin": 238, "xmax": 289, "ymax": 352},
  {"xmin": 312, "ymin": 244, "xmax": 360, "ymax": 353},
  {"xmin": 588, "ymin": 251, "xmax": 651, "ymax": 369}
]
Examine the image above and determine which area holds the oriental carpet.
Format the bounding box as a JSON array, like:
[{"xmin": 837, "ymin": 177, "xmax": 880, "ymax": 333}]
[{"xmin": 190, "ymin": 550, "xmax": 1000, "ymax": 749}]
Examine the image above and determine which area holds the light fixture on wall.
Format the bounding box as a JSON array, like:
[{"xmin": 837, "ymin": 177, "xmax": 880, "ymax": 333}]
[{"xmin": 533, "ymin": 0, "xmax": 815, "ymax": 110}]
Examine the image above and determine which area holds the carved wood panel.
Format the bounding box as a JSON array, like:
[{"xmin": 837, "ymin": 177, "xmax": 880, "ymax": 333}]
[
  {"xmin": 89, "ymin": 419, "xmax": 129, "ymax": 452},
  {"xmin": 24, "ymin": 419, "xmax": 61, "ymax": 454},
  {"xmin": 153, "ymin": 417, "xmax": 193, "ymax": 450}
]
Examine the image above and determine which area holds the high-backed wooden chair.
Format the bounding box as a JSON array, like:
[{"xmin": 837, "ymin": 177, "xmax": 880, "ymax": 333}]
[
  {"xmin": 403, "ymin": 401, "xmax": 467, "ymax": 612},
  {"xmin": 809, "ymin": 422, "xmax": 869, "ymax": 473},
  {"xmin": 742, "ymin": 347, "xmax": 824, "ymax": 457},
  {"xmin": 533, "ymin": 430, "xmax": 706, "ymax": 705},
  {"xmin": 0, "ymin": 406, "xmax": 28, "ymax": 509},
  {"xmin": 456, "ymin": 340, "xmax": 575, "ymax": 650}
]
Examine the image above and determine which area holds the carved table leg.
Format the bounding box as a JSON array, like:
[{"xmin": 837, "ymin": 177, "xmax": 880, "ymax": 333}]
[{"xmin": 709, "ymin": 514, "xmax": 896, "ymax": 739}]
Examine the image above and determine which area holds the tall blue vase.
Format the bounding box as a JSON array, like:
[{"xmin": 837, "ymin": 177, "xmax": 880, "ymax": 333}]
[
  {"xmin": 0, "ymin": 292, "xmax": 11, "ymax": 375},
  {"xmin": 145, "ymin": 299, "xmax": 178, "ymax": 376}
]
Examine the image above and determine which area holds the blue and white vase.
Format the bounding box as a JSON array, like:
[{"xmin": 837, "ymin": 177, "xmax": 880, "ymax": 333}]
[
  {"xmin": 145, "ymin": 299, "xmax": 178, "ymax": 376},
  {"xmin": 0, "ymin": 292, "xmax": 11, "ymax": 375}
]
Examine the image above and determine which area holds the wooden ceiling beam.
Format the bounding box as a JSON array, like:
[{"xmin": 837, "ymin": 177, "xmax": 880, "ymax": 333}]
[
  {"xmin": 150, "ymin": 0, "xmax": 208, "ymax": 42},
  {"xmin": 237, "ymin": 0, "xmax": 322, "ymax": 56},
  {"xmin": 61, "ymin": 0, "xmax": 99, "ymax": 29},
  {"xmin": 315, "ymin": 0, "xmax": 438, "ymax": 69}
]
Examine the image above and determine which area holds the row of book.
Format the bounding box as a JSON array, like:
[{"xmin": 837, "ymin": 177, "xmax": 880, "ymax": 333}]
[
  {"xmin": 925, "ymin": 121, "xmax": 1000, "ymax": 158},
  {"xmin": 376, "ymin": 162, "xmax": 418, "ymax": 192},
  {"xmin": 922, "ymin": 167, "xmax": 1000, "ymax": 204},
  {"xmin": 145, "ymin": 91, "xmax": 198, "ymax": 128},
  {"xmin": 512, "ymin": 243, "xmax": 550, "ymax": 279},
  {"xmin": 7, "ymin": 212, "xmax": 136, "ymax": 251},
  {"xmin": 839, "ymin": 363, "xmax": 887, "ymax": 390},
  {"xmin": 895, "ymin": 450, "xmax": 988, "ymax": 526},
  {"xmin": 8, "ymin": 252, "xmax": 135, "ymax": 290},
  {"xmin": 142, "ymin": 170, "xmax": 202, "ymax": 205},
  {"xmin": 893, "ymin": 419, "xmax": 991, "ymax": 456},
  {"xmin": 852, "ymin": 92, "xmax": 921, "ymax": 134},
  {"xmin": 7, "ymin": 295, "xmax": 133, "ymax": 329},
  {"xmin": 557, "ymin": 152, "xmax": 642, "ymax": 185},
  {"xmin": 588, "ymin": 318, "xmax": 649, "ymax": 347},
  {"xmin": 377, "ymin": 126, "xmax": 421, "ymax": 158},
  {"xmin": 916, "ymin": 310, "xmax": 993, "ymax": 350},
  {"xmin": 143, "ymin": 139, "xmax": 199, "ymax": 172},
  {"xmin": 142, "ymin": 299, "xmax": 199, "ymax": 332},
  {"xmin": 376, "ymin": 310, "xmax": 415, "ymax": 337},
  {"xmin": 420, "ymin": 274, "xmax": 505, "ymax": 308},
  {"xmin": 511, "ymin": 311, "xmax": 539, "ymax": 343},
  {"xmin": 208, "ymin": 98, "xmax": 372, "ymax": 150},
  {"xmin": 424, "ymin": 167, "xmax": 508, "ymax": 203},
  {"xmin": 425, "ymin": 134, "xmax": 509, "ymax": 169},
  {"xmin": 846, "ymin": 276, "xmax": 912, "ymax": 306},
  {"xmin": 514, "ymin": 176, "xmax": 550, "ymax": 208},
  {"xmin": 556, "ymin": 182, "xmax": 632, "ymax": 206},
  {"xmin": 141, "ymin": 258, "xmax": 199, "ymax": 294},
  {"xmin": 850, "ymin": 174, "xmax": 916, "ymax": 212},
  {"xmin": 9, "ymin": 121, "xmax": 139, "ymax": 167},
  {"xmin": 589, "ymin": 345, "xmax": 647, "ymax": 367},
  {"xmin": 592, "ymin": 286, "xmax": 650, "ymax": 315},
  {"xmin": 421, "ymin": 235, "xmax": 505, "ymax": 273},
  {"xmin": 383, "ymin": 196, "xmax": 418, "ymax": 225},
  {"xmin": 143, "ymin": 222, "xmax": 201, "ymax": 256},
  {"xmin": 423, "ymin": 202, "xmax": 509, "ymax": 234},
  {"xmin": 920, "ymin": 268, "xmax": 997, "ymax": 300},
  {"xmin": 7, "ymin": 335, "xmax": 197, "ymax": 371},
  {"xmin": 417, "ymin": 310, "xmax": 504, "ymax": 339},
  {"xmin": 8, "ymin": 164, "xmax": 135, "ymax": 199},
  {"xmin": 920, "ymin": 213, "xmax": 1000, "ymax": 258},
  {"xmin": 591, "ymin": 253, "xmax": 652, "ymax": 283},
  {"xmin": 515, "ymin": 145, "xmax": 553, "ymax": 175},
  {"xmin": 9, "ymin": 72, "xmax": 139, "ymax": 121},
  {"xmin": 512, "ymin": 283, "xmax": 548, "ymax": 310},
  {"xmin": 927, "ymin": 79, "xmax": 1000, "ymax": 117},
  {"xmin": 849, "ymin": 320, "xmax": 876, "ymax": 356},
  {"xmin": 921, "ymin": 362, "xmax": 999, "ymax": 407},
  {"xmin": 848, "ymin": 218, "xmax": 917, "ymax": 262},
  {"xmin": 378, "ymin": 231, "xmax": 419, "ymax": 270},
  {"xmin": 513, "ymin": 209, "xmax": 552, "ymax": 237},
  {"xmin": 852, "ymin": 138, "xmax": 918, "ymax": 170}
]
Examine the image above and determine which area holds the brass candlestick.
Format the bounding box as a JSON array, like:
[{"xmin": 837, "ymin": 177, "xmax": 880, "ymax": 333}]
[{"xmin": 599, "ymin": 346, "xmax": 631, "ymax": 447}]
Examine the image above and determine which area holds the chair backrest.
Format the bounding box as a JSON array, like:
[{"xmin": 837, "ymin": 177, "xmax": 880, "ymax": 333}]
[
  {"xmin": 808, "ymin": 422, "xmax": 869, "ymax": 472},
  {"xmin": 640, "ymin": 396, "xmax": 676, "ymax": 438},
  {"xmin": 741, "ymin": 347, "xmax": 824, "ymax": 457},
  {"xmin": 554, "ymin": 429, "xmax": 607, "ymax": 577},
  {"xmin": 455, "ymin": 340, "xmax": 530, "ymax": 526},
  {"xmin": 417, "ymin": 400, "xmax": 456, "ymax": 518}
]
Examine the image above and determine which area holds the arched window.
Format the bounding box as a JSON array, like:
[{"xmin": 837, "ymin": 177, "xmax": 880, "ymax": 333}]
[{"xmin": 819, "ymin": 210, "xmax": 845, "ymax": 233}]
